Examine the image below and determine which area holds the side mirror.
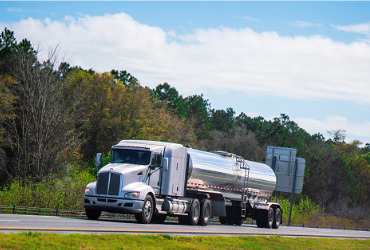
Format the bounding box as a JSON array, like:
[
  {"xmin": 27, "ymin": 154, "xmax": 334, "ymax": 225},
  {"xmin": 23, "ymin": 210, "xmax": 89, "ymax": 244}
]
[
  {"xmin": 150, "ymin": 153, "xmax": 161, "ymax": 169},
  {"xmin": 95, "ymin": 153, "xmax": 102, "ymax": 167}
]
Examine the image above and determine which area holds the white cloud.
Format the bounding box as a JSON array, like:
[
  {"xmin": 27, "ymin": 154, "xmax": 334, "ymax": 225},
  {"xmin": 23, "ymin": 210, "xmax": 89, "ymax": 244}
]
[
  {"xmin": 295, "ymin": 115, "xmax": 370, "ymax": 143},
  {"xmin": 1, "ymin": 12, "xmax": 370, "ymax": 104},
  {"xmin": 7, "ymin": 8, "xmax": 23, "ymax": 13},
  {"xmin": 292, "ymin": 21, "xmax": 322, "ymax": 28},
  {"xmin": 240, "ymin": 16, "xmax": 260, "ymax": 22},
  {"xmin": 334, "ymin": 22, "xmax": 370, "ymax": 35}
]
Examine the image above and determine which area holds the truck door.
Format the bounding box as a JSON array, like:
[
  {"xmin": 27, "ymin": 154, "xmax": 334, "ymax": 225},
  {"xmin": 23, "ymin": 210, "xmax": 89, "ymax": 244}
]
[{"xmin": 147, "ymin": 147, "xmax": 165, "ymax": 195}]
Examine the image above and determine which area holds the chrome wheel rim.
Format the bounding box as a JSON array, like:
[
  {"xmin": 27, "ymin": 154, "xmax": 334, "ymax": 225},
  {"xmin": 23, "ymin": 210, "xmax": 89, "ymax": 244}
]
[
  {"xmin": 268, "ymin": 208, "xmax": 274, "ymax": 225},
  {"xmin": 144, "ymin": 200, "xmax": 152, "ymax": 220},
  {"xmin": 193, "ymin": 203, "xmax": 200, "ymax": 221},
  {"xmin": 275, "ymin": 209, "xmax": 281, "ymax": 225}
]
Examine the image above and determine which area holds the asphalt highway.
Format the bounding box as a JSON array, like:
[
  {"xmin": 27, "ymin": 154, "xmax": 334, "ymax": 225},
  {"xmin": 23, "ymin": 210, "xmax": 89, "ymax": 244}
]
[{"xmin": 0, "ymin": 214, "xmax": 369, "ymax": 239}]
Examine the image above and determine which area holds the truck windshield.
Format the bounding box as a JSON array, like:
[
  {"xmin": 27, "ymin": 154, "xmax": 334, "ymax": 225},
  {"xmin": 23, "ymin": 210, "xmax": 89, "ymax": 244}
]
[{"xmin": 111, "ymin": 149, "xmax": 151, "ymax": 165}]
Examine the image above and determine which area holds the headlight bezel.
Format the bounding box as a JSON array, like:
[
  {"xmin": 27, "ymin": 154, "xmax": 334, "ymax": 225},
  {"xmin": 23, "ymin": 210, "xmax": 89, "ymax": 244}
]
[{"xmin": 124, "ymin": 191, "xmax": 140, "ymax": 199}]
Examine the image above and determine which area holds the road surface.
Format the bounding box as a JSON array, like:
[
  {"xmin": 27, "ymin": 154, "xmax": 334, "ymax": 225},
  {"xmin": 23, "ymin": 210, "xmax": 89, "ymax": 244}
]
[{"xmin": 0, "ymin": 214, "xmax": 369, "ymax": 239}]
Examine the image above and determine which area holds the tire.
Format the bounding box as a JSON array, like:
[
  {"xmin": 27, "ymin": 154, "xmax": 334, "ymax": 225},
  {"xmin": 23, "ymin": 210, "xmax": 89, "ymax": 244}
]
[
  {"xmin": 198, "ymin": 199, "xmax": 211, "ymax": 226},
  {"xmin": 272, "ymin": 207, "xmax": 282, "ymax": 229},
  {"xmin": 135, "ymin": 195, "xmax": 154, "ymax": 224},
  {"xmin": 188, "ymin": 199, "xmax": 200, "ymax": 225},
  {"xmin": 153, "ymin": 214, "xmax": 167, "ymax": 224},
  {"xmin": 255, "ymin": 210, "xmax": 264, "ymax": 228},
  {"xmin": 264, "ymin": 207, "xmax": 274, "ymax": 228},
  {"xmin": 178, "ymin": 215, "xmax": 189, "ymax": 225},
  {"xmin": 233, "ymin": 206, "xmax": 243, "ymax": 226},
  {"xmin": 234, "ymin": 216, "xmax": 243, "ymax": 226},
  {"xmin": 85, "ymin": 209, "xmax": 101, "ymax": 220},
  {"xmin": 225, "ymin": 206, "xmax": 235, "ymax": 225},
  {"xmin": 219, "ymin": 216, "xmax": 227, "ymax": 225}
]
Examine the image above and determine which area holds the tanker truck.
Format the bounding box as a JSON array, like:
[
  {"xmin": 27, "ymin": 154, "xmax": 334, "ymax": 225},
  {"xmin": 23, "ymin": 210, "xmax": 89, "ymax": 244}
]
[{"xmin": 84, "ymin": 140, "xmax": 282, "ymax": 228}]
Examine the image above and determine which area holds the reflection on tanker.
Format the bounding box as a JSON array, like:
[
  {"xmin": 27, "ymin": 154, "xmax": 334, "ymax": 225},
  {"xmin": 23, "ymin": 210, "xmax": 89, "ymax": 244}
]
[{"xmin": 187, "ymin": 149, "xmax": 276, "ymax": 196}]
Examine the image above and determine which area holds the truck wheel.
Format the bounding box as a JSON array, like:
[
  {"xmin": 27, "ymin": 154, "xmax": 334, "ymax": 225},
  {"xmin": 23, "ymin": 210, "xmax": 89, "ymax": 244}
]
[
  {"xmin": 135, "ymin": 195, "xmax": 154, "ymax": 224},
  {"xmin": 85, "ymin": 209, "xmax": 101, "ymax": 220},
  {"xmin": 219, "ymin": 216, "xmax": 227, "ymax": 224},
  {"xmin": 255, "ymin": 210, "xmax": 264, "ymax": 228},
  {"xmin": 272, "ymin": 207, "xmax": 282, "ymax": 229},
  {"xmin": 264, "ymin": 207, "xmax": 274, "ymax": 228},
  {"xmin": 198, "ymin": 199, "xmax": 211, "ymax": 226},
  {"xmin": 188, "ymin": 199, "xmax": 200, "ymax": 225},
  {"xmin": 153, "ymin": 214, "xmax": 167, "ymax": 224}
]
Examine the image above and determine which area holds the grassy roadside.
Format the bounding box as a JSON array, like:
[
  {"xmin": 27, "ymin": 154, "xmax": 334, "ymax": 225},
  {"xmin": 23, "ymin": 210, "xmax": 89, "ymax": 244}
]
[{"xmin": 0, "ymin": 233, "xmax": 369, "ymax": 249}]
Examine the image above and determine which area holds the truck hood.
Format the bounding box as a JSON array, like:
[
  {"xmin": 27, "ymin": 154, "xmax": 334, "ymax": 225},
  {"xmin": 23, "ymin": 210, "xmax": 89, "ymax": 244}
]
[{"xmin": 98, "ymin": 163, "xmax": 148, "ymax": 175}]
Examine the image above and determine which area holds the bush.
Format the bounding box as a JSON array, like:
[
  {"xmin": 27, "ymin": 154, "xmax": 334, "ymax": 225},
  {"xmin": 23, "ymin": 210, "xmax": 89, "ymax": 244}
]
[
  {"xmin": 0, "ymin": 167, "xmax": 95, "ymax": 210},
  {"xmin": 277, "ymin": 196, "xmax": 321, "ymax": 224}
]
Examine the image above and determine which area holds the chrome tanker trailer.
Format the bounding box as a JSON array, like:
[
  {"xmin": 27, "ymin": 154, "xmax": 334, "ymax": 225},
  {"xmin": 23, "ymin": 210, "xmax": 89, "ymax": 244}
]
[{"xmin": 84, "ymin": 140, "xmax": 282, "ymax": 228}]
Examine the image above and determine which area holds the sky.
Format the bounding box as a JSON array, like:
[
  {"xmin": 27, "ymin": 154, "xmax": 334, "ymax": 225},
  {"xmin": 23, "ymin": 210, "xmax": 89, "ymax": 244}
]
[{"xmin": 1, "ymin": 1, "xmax": 370, "ymax": 145}]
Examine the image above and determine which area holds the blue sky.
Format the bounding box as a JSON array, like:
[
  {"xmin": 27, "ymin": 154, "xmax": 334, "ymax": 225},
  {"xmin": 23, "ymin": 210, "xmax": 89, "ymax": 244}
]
[{"xmin": 1, "ymin": 1, "xmax": 370, "ymax": 144}]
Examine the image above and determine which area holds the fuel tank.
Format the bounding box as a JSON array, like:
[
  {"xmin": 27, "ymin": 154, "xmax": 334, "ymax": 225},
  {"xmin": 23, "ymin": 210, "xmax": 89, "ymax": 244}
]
[{"xmin": 186, "ymin": 148, "xmax": 276, "ymax": 198}]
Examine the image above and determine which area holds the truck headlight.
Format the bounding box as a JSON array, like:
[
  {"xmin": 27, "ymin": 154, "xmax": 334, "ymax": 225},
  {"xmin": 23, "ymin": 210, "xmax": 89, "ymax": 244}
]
[
  {"xmin": 85, "ymin": 188, "xmax": 92, "ymax": 195},
  {"xmin": 124, "ymin": 192, "xmax": 140, "ymax": 199}
]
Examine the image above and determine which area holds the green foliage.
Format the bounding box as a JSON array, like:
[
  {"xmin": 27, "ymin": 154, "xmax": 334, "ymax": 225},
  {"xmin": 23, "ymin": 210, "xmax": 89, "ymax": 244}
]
[
  {"xmin": 278, "ymin": 196, "xmax": 321, "ymax": 224},
  {"xmin": 110, "ymin": 69, "xmax": 138, "ymax": 86},
  {"xmin": 210, "ymin": 108, "xmax": 235, "ymax": 132},
  {"xmin": 152, "ymin": 82, "xmax": 211, "ymax": 140},
  {"xmin": 0, "ymin": 28, "xmax": 37, "ymax": 74},
  {"xmin": 0, "ymin": 167, "xmax": 95, "ymax": 210}
]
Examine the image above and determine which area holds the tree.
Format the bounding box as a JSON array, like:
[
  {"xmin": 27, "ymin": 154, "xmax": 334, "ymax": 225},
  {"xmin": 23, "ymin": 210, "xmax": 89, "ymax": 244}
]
[
  {"xmin": 0, "ymin": 28, "xmax": 36, "ymax": 75},
  {"xmin": 153, "ymin": 83, "xmax": 212, "ymax": 140},
  {"xmin": 328, "ymin": 129, "xmax": 346, "ymax": 143},
  {"xmin": 111, "ymin": 69, "xmax": 138, "ymax": 86},
  {"xmin": 183, "ymin": 94, "xmax": 212, "ymax": 140},
  {"xmin": 152, "ymin": 82, "xmax": 188, "ymax": 117},
  {"xmin": 210, "ymin": 108, "xmax": 235, "ymax": 132},
  {"xmin": 65, "ymin": 72, "xmax": 196, "ymax": 161},
  {"xmin": 1, "ymin": 48, "xmax": 79, "ymax": 182}
]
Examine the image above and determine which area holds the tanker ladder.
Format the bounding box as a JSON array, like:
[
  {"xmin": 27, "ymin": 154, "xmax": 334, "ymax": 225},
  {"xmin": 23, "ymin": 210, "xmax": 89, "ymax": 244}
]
[{"xmin": 240, "ymin": 158, "xmax": 250, "ymax": 218}]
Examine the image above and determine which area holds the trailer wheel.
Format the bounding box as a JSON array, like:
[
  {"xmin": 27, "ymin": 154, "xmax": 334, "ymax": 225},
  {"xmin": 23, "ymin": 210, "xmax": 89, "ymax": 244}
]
[
  {"xmin": 272, "ymin": 207, "xmax": 282, "ymax": 229},
  {"xmin": 264, "ymin": 207, "xmax": 274, "ymax": 228},
  {"xmin": 219, "ymin": 216, "xmax": 227, "ymax": 224},
  {"xmin": 225, "ymin": 206, "xmax": 235, "ymax": 225},
  {"xmin": 233, "ymin": 206, "xmax": 243, "ymax": 226},
  {"xmin": 234, "ymin": 216, "xmax": 243, "ymax": 226},
  {"xmin": 198, "ymin": 199, "xmax": 211, "ymax": 226},
  {"xmin": 85, "ymin": 209, "xmax": 101, "ymax": 220},
  {"xmin": 188, "ymin": 199, "xmax": 200, "ymax": 225},
  {"xmin": 178, "ymin": 215, "xmax": 189, "ymax": 225},
  {"xmin": 135, "ymin": 195, "xmax": 154, "ymax": 224}
]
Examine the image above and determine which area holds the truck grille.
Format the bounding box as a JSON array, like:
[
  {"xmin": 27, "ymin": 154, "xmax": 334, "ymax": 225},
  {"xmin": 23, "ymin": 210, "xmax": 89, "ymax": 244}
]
[{"xmin": 96, "ymin": 172, "xmax": 121, "ymax": 195}]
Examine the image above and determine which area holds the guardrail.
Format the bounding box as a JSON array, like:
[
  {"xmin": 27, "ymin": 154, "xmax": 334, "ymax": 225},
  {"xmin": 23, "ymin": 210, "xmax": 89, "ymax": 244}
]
[
  {"xmin": 0, "ymin": 204, "xmax": 134, "ymax": 220},
  {"xmin": 0, "ymin": 204, "xmax": 368, "ymax": 231}
]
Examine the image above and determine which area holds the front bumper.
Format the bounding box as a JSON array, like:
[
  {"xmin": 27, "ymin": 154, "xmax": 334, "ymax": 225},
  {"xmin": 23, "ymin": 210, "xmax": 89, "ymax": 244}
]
[{"xmin": 84, "ymin": 195, "xmax": 144, "ymax": 214}]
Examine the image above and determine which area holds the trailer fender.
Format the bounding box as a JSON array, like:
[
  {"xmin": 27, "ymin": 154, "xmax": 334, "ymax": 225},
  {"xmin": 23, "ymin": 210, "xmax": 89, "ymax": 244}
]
[{"xmin": 207, "ymin": 192, "xmax": 226, "ymax": 217}]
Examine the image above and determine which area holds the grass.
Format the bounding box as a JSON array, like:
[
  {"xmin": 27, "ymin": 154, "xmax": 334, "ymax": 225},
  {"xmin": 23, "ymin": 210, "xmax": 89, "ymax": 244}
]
[{"xmin": 0, "ymin": 233, "xmax": 369, "ymax": 249}]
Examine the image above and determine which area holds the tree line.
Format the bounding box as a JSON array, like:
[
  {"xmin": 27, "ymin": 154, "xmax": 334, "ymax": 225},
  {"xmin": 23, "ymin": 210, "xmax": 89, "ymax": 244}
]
[{"xmin": 0, "ymin": 28, "xmax": 368, "ymax": 219}]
